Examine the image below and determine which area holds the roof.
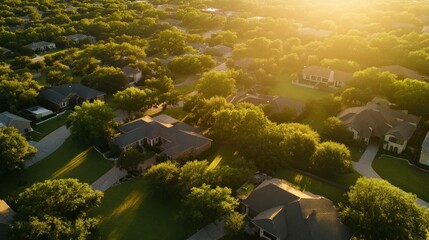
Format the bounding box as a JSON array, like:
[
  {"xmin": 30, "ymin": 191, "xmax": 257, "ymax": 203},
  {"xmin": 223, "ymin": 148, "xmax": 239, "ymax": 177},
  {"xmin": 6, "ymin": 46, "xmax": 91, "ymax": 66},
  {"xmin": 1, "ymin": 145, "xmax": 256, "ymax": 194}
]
[
  {"xmin": 66, "ymin": 34, "xmax": 94, "ymax": 41},
  {"xmin": 337, "ymin": 98, "xmax": 420, "ymax": 139},
  {"xmin": 246, "ymin": 179, "xmax": 352, "ymax": 240},
  {"xmin": 26, "ymin": 41, "xmax": 55, "ymax": 49},
  {"xmin": 302, "ymin": 66, "xmax": 353, "ymax": 83},
  {"xmin": 0, "ymin": 111, "xmax": 31, "ymax": 126},
  {"xmin": 121, "ymin": 66, "xmax": 141, "ymax": 76},
  {"xmin": 114, "ymin": 115, "xmax": 212, "ymax": 159},
  {"xmin": 39, "ymin": 83, "xmax": 105, "ymax": 105},
  {"xmin": 0, "ymin": 200, "xmax": 15, "ymax": 225},
  {"xmin": 422, "ymin": 132, "xmax": 429, "ymax": 148},
  {"xmin": 234, "ymin": 93, "xmax": 306, "ymax": 115},
  {"xmin": 379, "ymin": 65, "xmax": 428, "ymax": 81}
]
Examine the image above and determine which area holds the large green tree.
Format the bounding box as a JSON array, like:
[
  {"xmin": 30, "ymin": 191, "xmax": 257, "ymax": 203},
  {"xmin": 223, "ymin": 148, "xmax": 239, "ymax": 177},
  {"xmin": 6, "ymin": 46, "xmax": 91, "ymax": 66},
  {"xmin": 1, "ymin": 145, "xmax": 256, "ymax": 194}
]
[
  {"xmin": 341, "ymin": 177, "xmax": 429, "ymax": 240},
  {"xmin": 311, "ymin": 141, "xmax": 352, "ymax": 177},
  {"xmin": 113, "ymin": 87, "xmax": 153, "ymax": 115},
  {"xmin": 9, "ymin": 179, "xmax": 103, "ymax": 240},
  {"xmin": 0, "ymin": 126, "xmax": 37, "ymax": 172},
  {"xmin": 196, "ymin": 71, "xmax": 235, "ymax": 98},
  {"xmin": 82, "ymin": 67, "xmax": 128, "ymax": 94},
  {"xmin": 0, "ymin": 79, "xmax": 41, "ymax": 112},
  {"xmin": 182, "ymin": 184, "xmax": 238, "ymax": 227},
  {"xmin": 66, "ymin": 100, "xmax": 116, "ymax": 145}
]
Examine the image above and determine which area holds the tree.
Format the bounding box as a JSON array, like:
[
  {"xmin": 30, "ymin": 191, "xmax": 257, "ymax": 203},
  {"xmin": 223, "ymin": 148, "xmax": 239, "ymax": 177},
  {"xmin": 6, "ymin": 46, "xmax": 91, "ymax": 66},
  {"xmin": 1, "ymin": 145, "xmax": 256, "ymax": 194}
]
[
  {"xmin": 311, "ymin": 141, "xmax": 352, "ymax": 177},
  {"xmin": 144, "ymin": 161, "xmax": 180, "ymax": 194},
  {"xmin": 117, "ymin": 148, "xmax": 147, "ymax": 175},
  {"xmin": 393, "ymin": 79, "xmax": 429, "ymax": 117},
  {"xmin": 182, "ymin": 184, "xmax": 238, "ymax": 227},
  {"xmin": 0, "ymin": 127, "xmax": 37, "ymax": 172},
  {"xmin": 46, "ymin": 70, "xmax": 73, "ymax": 86},
  {"xmin": 196, "ymin": 71, "xmax": 235, "ymax": 98},
  {"xmin": 168, "ymin": 54, "xmax": 216, "ymax": 74},
  {"xmin": 224, "ymin": 212, "xmax": 247, "ymax": 240},
  {"xmin": 82, "ymin": 67, "xmax": 128, "ymax": 94},
  {"xmin": 340, "ymin": 87, "xmax": 369, "ymax": 107},
  {"xmin": 9, "ymin": 179, "xmax": 102, "ymax": 240},
  {"xmin": 195, "ymin": 96, "xmax": 234, "ymax": 126},
  {"xmin": 178, "ymin": 160, "xmax": 210, "ymax": 192},
  {"xmin": 10, "ymin": 56, "xmax": 31, "ymax": 70},
  {"xmin": 269, "ymin": 106, "xmax": 298, "ymax": 123},
  {"xmin": 148, "ymin": 29, "xmax": 190, "ymax": 56},
  {"xmin": 320, "ymin": 117, "xmax": 354, "ymax": 144},
  {"xmin": 113, "ymin": 87, "xmax": 153, "ymax": 115},
  {"xmin": 0, "ymin": 79, "xmax": 41, "ymax": 112},
  {"xmin": 340, "ymin": 177, "xmax": 429, "ymax": 240},
  {"xmin": 66, "ymin": 100, "xmax": 116, "ymax": 145}
]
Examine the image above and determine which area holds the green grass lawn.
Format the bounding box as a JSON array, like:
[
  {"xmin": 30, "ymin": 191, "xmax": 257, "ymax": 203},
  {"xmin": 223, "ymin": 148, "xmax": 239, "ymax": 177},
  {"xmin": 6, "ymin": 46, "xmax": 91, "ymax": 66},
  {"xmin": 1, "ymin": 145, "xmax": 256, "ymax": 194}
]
[
  {"xmin": 29, "ymin": 111, "xmax": 71, "ymax": 141},
  {"xmin": 275, "ymin": 168, "xmax": 346, "ymax": 203},
  {"xmin": 94, "ymin": 178, "xmax": 192, "ymax": 240},
  {"xmin": 349, "ymin": 144, "xmax": 365, "ymax": 162},
  {"xmin": 196, "ymin": 144, "xmax": 241, "ymax": 167},
  {"xmin": 176, "ymin": 82, "xmax": 197, "ymax": 96},
  {"xmin": 373, "ymin": 155, "xmax": 429, "ymax": 202},
  {"xmin": 0, "ymin": 137, "xmax": 113, "ymax": 199},
  {"xmin": 269, "ymin": 74, "xmax": 331, "ymax": 102}
]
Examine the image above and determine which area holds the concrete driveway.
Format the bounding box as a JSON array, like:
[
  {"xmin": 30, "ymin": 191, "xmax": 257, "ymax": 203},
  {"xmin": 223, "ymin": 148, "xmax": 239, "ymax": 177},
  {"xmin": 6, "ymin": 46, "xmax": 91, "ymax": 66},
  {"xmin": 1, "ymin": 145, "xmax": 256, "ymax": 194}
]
[
  {"xmin": 187, "ymin": 218, "xmax": 225, "ymax": 240},
  {"xmin": 26, "ymin": 125, "xmax": 70, "ymax": 168}
]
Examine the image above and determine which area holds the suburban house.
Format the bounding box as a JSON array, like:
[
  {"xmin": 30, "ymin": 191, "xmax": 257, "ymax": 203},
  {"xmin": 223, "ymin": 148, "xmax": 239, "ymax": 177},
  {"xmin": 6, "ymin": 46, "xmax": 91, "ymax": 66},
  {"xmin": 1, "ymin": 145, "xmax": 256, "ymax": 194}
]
[
  {"xmin": 39, "ymin": 83, "xmax": 106, "ymax": 111},
  {"xmin": 25, "ymin": 41, "xmax": 56, "ymax": 52},
  {"xmin": 378, "ymin": 65, "xmax": 429, "ymax": 82},
  {"xmin": 298, "ymin": 66, "xmax": 353, "ymax": 89},
  {"xmin": 0, "ymin": 200, "xmax": 15, "ymax": 239},
  {"xmin": 0, "ymin": 111, "xmax": 32, "ymax": 134},
  {"xmin": 242, "ymin": 179, "xmax": 351, "ymax": 240},
  {"xmin": 121, "ymin": 66, "xmax": 142, "ymax": 85},
  {"xmin": 420, "ymin": 132, "xmax": 429, "ymax": 166},
  {"xmin": 114, "ymin": 114, "xmax": 212, "ymax": 160},
  {"xmin": 337, "ymin": 98, "xmax": 420, "ymax": 154},
  {"xmin": 66, "ymin": 34, "xmax": 96, "ymax": 44},
  {"xmin": 231, "ymin": 93, "xmax": 306, "ymax": 118}
]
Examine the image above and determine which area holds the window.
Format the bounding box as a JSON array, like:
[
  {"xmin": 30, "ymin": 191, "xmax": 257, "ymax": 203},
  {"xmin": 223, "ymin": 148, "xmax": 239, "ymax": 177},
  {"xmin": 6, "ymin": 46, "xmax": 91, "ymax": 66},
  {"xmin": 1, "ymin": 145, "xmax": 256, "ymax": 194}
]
[
  {"xmin": 311, "ymin": 75, "xmax": 317, "ymax": 80},
  {"xmin": 262, "ymin": 230, "xmax": 277, "ymax": 240}
]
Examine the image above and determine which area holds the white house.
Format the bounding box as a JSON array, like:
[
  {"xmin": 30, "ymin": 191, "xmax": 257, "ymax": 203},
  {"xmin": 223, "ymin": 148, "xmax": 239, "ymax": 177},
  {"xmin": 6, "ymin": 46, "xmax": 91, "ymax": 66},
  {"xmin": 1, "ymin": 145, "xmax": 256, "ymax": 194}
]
[
  {"xmin": 420, "ymin": 132, "xmax": 429, "ymax": 166},
  {"xmin": 25, "ymin": 41, "xmax": 56, "ymax": 52},
  {"xmin": 121, "ymin": 66, "xmax": 142, "ymax": 85},
  {"xmin": 300, "ymin": 66, "xmax": 353, "ymax": 89}
]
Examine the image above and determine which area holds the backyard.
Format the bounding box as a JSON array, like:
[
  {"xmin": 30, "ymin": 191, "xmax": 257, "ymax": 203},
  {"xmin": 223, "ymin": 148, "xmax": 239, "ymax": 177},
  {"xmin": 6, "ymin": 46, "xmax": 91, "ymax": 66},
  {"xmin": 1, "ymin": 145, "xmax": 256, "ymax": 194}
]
[
  {"xmin": 29, "ymin": 110, "xmax": 71, "ymax": 141},
  {"xmin": 0, "ymin": 137, "xmax": 113, "ymax": 199},
  {"xmin": 94, "ymin": 178, "xmax": 191, "ymax": 240},
  {"xmin": 373, "ymin": 155, "xmax": 429, "ymax": 202}
]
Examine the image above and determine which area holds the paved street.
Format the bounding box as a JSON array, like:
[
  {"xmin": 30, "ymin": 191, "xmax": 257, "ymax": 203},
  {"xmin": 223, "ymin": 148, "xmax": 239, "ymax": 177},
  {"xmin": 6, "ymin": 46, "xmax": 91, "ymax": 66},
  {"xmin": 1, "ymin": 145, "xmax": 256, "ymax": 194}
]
[{"xmin": 26, "ymin": 125, "xmax": 70, "ymax": 168}]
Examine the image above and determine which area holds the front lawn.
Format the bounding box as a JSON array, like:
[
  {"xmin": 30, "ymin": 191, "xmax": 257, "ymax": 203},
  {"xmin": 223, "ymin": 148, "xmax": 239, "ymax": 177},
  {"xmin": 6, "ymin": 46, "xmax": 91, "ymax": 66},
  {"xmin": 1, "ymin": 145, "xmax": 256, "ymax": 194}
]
[
  {"xmin": 373, "ymin": 155, "xmax": 429, "ymax": 202},
  {"xmin": 0, "ymin": 137, "xmax": 113, "ymax": 199},
  {"xmin": 29, "ymin": 111, "xmax": 71, "ymax": 141},
  {"xmin": 269, "ymin": 74, "xmax": 331, "ymax": 102},
  {"xmin": 94, "ymin": 178, "xmax": 192, "ymax": 240},
  {"xmin": 196, "ymin": 144, "xmax": 241, "ymax": 167}
]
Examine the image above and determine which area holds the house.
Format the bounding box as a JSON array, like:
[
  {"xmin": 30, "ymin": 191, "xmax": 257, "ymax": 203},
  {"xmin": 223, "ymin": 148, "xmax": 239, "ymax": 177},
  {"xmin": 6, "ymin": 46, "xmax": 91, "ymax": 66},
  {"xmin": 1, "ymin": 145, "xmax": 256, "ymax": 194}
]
[
  {"xmin": 66, "ymin": 34, "xmax": 96, "ymax": 44},
  {"xmin": 25, "ymin": 41, "xmax": 56, "ymax": 52},
  {"xmin": 26, "ymin": 106, "xmax": 54, "ymax": 120},
  {"xmin": 39, "ymin": 83, "xmax": 106, "ymax": 111},
  {"xmin": 0, "ymin": 200, "xmax": 15, "ymax": 240},
  {"xmin": 0, "ymin": 111, "xmax": 32, "ymax": 134},
  {"xmin": 419, "ymin": 132, "xmax": 429, "ymax": 166},
  {"xmin": 232, "ymin": 93, "xmax": 306, "ymax": 118},
  {"xmin": 378, "ymin": 65, "xmax": 429, "ymax": 82},
  {"xmin": 114, "ymin": 114, "xmax": 212, "ymax": 160},
  {"xmin": 121, "ymin": 66, "xmax": 142, "ymax": 85},
  {"xmin": 188, "ymin": 43, "xmax": 208, "ymax": 53},
  {"xmin": 242, "ymin": 179, "xmax": 351, "ymax": 240},
  {"xmin": 299, "ymin": 66, "xmax": 353, "ymax": 89},
  {"xmin": 337, "ymin": 98, "xmax": 420, "ymax": 154}
]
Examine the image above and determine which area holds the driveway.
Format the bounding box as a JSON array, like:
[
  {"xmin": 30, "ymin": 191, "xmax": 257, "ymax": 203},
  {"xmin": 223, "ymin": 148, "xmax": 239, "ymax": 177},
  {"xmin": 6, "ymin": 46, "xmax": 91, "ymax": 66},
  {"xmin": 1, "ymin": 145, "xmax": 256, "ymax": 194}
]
[
  {"xmin": 187, "ymin": 218, "xmax": 225, "ymax": 240},
  {"xmin": 353, "ymin": 142, "xmax": 429, "ymax": 208},
  {"xmin": 26, "ymin": 125, "xmax": 70, "ymax": 168}
]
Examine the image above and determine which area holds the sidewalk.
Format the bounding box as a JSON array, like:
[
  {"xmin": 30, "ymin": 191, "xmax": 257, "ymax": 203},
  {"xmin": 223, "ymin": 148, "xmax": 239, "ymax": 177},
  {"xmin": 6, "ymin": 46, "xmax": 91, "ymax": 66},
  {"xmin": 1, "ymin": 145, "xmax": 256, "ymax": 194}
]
[{"xmin": 26, "ymin": 125, "xmax": 70, "ymax": 168}]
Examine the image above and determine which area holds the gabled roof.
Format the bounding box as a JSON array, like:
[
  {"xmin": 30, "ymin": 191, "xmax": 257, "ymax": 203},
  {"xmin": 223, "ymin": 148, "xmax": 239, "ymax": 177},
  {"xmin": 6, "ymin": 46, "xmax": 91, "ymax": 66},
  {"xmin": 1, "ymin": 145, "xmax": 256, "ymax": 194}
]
[
  {"xmin": 245, "ymin": 179, "xmax": 352, "ymax": 240},
  {"xmin": 26, "ymin": 41, "xmax": 55, "ymax": 49},
  {"xmin": 234, "ymin": 93, "xmax": 306, "ymax": 115},
  {"xmin": 337, "ymin": 98, "xmax": 420, "ymax": 140},
  {"xmin": 379, "ymin": 65, "xmax": 428, "ymax": 81},
  {"xmin": 302, "ymin": 66, "xmax": 353, "ymax": 83},
  {"xmin": 114, "ymin": 115, "xmax": 212, "ymax": 159},
  {"xmin": 121, "ymin": 66, "xmax": 141, "ymax": 76},
  {"xmin": 66, "ymin": 34, "xmax": 94, "ymax": 41},
  {"xmin": 40, "ymin": 83, "xmax": 105, "ymax": 105},
  {"xmin": 0, "ymin": 111, "xmax": 31, "ymax": 126}
]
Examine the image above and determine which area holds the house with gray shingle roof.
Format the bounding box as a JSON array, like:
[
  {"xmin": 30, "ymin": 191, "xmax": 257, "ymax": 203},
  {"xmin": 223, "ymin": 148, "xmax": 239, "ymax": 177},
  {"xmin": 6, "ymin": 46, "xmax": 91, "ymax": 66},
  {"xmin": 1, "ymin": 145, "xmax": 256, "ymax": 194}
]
[
  {"xmin": 337, "ymin": 97, "xmax": 420, "ymax": 154},
  {"xmin": 114, "ymin": 114, "xmax": 212, "ymax": 160},
  {"xmin": 300, "ymin": 66, "xmax": 353, "ymax": 89},
  {"xmin": 0, "ymin": 111, "xmax": 32, "ymax": 134},
  {"xmin": 39, "ymin": 83, "xmax": 105, "ymax": 111},
  {"xmin": 25, "ymin": 41, "xmax": 56, "ymax": 52},
  {"xmin": 66, "ymin": 34, "xmax": 96, "ymax": 44},
  {"xmin": 378, "ymin": 65, "xmax": 429, "ymax": 82},
  {"xmin": 243, "ymin": 179, "xmax": 352, "ymax": 240},
  {"xmin": 121, "ymin": 66, "xmax": 142, "ymax": 85},
  {"xmin": 420, "ymin": 132, "xmax": 429, "ymax": 166}
]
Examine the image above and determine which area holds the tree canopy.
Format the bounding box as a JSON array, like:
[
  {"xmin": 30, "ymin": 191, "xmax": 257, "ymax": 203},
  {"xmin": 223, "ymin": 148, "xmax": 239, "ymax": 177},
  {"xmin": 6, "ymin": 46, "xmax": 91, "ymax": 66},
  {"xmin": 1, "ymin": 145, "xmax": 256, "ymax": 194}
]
[{"xmin": 196, "ymin": 71, "xmax": 235, "ymax": 98}]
